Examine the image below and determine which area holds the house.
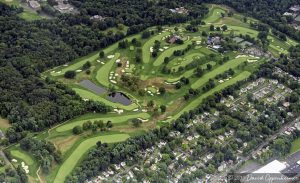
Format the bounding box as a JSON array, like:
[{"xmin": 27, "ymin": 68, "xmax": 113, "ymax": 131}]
[
  {"xmin": 90, "ymin": 15, "xmax": 105, "ymax": 21},
  {"xmin": 28, "ymin": 0, "xmax": 40, "ymax": 10},
  {"xmin": 290, "ymin": 5, "xmax": 300, "ymax": 13},
  {"xmin": 207, "ymin": 36, "xmax": 221, "ymax": 46},
  {"xmin": 168, "ymin": 35, "xmax": 181, "ymax": 44},
  {"xmin": 169, "ymin": 7, "xmax": 188, "ymax": 14}
]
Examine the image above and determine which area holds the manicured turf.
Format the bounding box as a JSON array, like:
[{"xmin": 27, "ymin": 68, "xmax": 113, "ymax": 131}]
[
  {"xmin": 191, "ymin": 57, "xmax": 249, "ymax": 89},
  {"xmin": 18, "ymin": 11, "xmax": 42, "ymax": 21},
  {"xmin": 290, "ymin": 137, "xmax": 300, "ymax": 155},
  {"xmin": 56, "ymin": 113, "xmax": 150, "ymax": 132},
  {"xmin": 51, "ymin": 52, "xmax": 100, "ymax": 77},
  {"xmin": 167, "ymin": 71, "xmax": 251, "ymax": 122},
  {"xmin": 166, "ymin": 61, "xmax": 216, "ymax": 83},
  {"xmin": 153, "ymin": 41, "xmax": 192, "ymax": 66},
  {"xmin": 205, "ymin": 7, "xmax": 226, "ymax": 23},
  {"xmin": 72, "ymin": 87, "xmax": 138, "ymax": 110},
  {"xmin": 95, "ymin": 53, "xmax": 120, "ymax": 87},
  {"xmin": 170, "ymin": 53, "xmax": 205, "ymax": 71},
  {"xmin": 142, "ymin": 32, "xmax": 170, "ymax": 63},
  {"xmin": 53, "ymin": 134, "xmax": 130, "ymax": 183},
  {"xmin": 10, "ymin": 150, "xmax": 34, "ymax": 165}
]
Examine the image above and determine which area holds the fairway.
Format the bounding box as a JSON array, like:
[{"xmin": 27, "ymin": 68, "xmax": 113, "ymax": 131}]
[
  {"xmin": 166, "ymin": 61, "xmax": 216, "ymax": 83},
  {"xmin": 153, "ymin": 41, "xmax": 192, "ymax": 66},
  {"xmin": 56, "ymin": 113, "xmax": 150, "ymax": 132},
  {"xmin": 170, "ymin": 52, "xmax": 205, "ymax": 70},
  {"xmin": 168, "ymin": 71, "xmax": 251, "ymax": 122},
  {"xmin": 142, "ymin": 32, "xmax": 170, "ymax": 63},
  {"xmin": 95, "ymin": 53, "xmax": 120, "ymax": 87},
  {"xmin": 72, "ymin": 87, "xmax": 138, "ymax": 110},
  {"xmin": 10, "ymin": 150, "xmax": 34, "ymax": 165},
  {"xmin": 53, "ymin": 134, "xmax": 130, "ymax": 183},
  {"xmin": 51, "ymin": 52, "xmax": 100, "ymax": 77},
  {"xmin": 205, "ymin": 7, "xmax": 226, "ymax": 23},
  {"xmin": 191, "ymin": 57, "xmax": 249, "ymax": 89}
]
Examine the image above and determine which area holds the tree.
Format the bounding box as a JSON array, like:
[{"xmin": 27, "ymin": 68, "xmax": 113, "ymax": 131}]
[
  {"xmin": 64, "ymin": 70, "xmax": 76, "ymax": 79},
  {"xmin": 82, "ymin": 61, "xmax": 91, "ymax": 70},
  {"xmin": 160, "ymin": 105, "xmax": 166, "ymax": 113},
  {"xmin": 210, "ymin": 25, "xmax": 215, "ymax": 31},
  {"xmin": 147, "ymin": 100, "xmax": 154, "ymax": 108},
  {"xmin": 99, "ymin": 51, "xmax": 105, "ymax": 58},
  {"xmin": 106, "ymin": 121, "xmax": 113, "ymax": 128},
  {"xmin": 164, "ymin": 57, "xmax": 170, "ymax": 64},
  {"xmin": 73, "ymin": 126, "xmax": 83, "ymax": 134},
  {"xmin": 222, "ymin": 25, "xmax": 228, "ymax": 31},
  {"xmin": 159, "ymin": 87, "xmax": 166, "ymax": 95},
  {"xmin": 132, "ymin": 118, "xmax": 142, "ymax": 127},
  {"xmin": 207, "ymin": 64, "xmax": 212, "ymax": 70}
]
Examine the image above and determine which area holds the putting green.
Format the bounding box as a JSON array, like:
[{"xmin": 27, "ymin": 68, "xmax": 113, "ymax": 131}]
[
  {"xmin": 72, "ymin": 87, "xmax": 138, "ymax": 110},
  {"xmin": 53, "ymin": 134, "xmax": 130, "ymax": 183},
  {"xmin": 191, "ymin": 57, "xmax": 249, "ymax": 89},
  {"xmin": 153, "ymin": 41, "xmax": 192, "ymax": 66},
  {"xmin": 167, "ymin": 71, "xmax": 251, "ymax": 122},
  {"xmin": 56, "ymin": 113, "xmax": 150, "ymax": 132},
  {"xmin": 96, "ymin": 53, "xmax": 120, "ymax": 87},
  {"xmin": 142, "ymin": 32, "xmax": 170, "ymax": 63},
  {"xmin": 10, "ymin": 150, "xmax": 34, "ymax": 165}
]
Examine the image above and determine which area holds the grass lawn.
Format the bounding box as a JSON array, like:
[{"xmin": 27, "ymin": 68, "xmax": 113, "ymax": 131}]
[
  {"xmin": 167, "ymin": 71, "xmax": 251, "ymax": 122},
  {"xmin": 191, "ymin": 57, "xmax": 249, "ymax": 89},
  {"xmin": 290, "ymin": 137, "xmax": 300, "ymax": 155},
  {"xmin": 53, "ymin": 134, "xmax": 130, "ymax": 183},
  {"xmin": 153, "ymin": 41, "xmax": 192, "ymax": 66},
  {"xmin": 72, "ymin": 87, "xmax": 138, "ymax": 110},
  {"xmin": 56, "ymin": 113, "xmax": 150, "ymax": 132},
  {"xmin": 95, "ymin": 53, "xmax": 120, "ymax": 87}
]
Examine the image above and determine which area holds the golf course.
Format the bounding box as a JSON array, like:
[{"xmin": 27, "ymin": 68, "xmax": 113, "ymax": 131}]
[{"xmin": 5, "ymin": 4, "xmax": 299, "ymax": 183}]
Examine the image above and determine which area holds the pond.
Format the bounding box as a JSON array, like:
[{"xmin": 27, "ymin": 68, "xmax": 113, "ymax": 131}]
[
  {"xmin": 108, "ymin": 92, "xmax": 132, "ymax": 106},
  {"xmin": 79, "ymin": 80, "xmax": 106, "ymax": 94}
]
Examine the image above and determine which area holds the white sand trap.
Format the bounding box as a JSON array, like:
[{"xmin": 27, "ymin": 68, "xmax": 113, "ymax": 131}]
[
  {"xmin": 56, "ymin": 71, "xmax": 61, "ymax": 74},
  {"xmin": 76, "ymin": 70, "xmax": 82, "ymax": 72},
  {"xmin": 235, "ymin": 55, "xmax": 247, "ymax": 58},
  {"xmin": 107, "ymin": 55, "xmax": 115, "ymax": 59},
  {"xmin": 248, "ymin": 59, "xmax": 258, "ymax": 63}
]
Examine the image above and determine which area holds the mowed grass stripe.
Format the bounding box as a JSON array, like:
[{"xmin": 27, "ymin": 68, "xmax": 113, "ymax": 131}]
[
  {"xmin": 72, "ymin": 87, "xmax": 138, "ymax": 111},
  {"xmin": 191, "ymin": 57, "xmax": 249, "ymax": 89},
  {"xmin": 96, "ymin": 53, "xmax": 120, "ymax": 87},
  {"xmin": 167, "ymin": 71, "xmax": 251, "ymax": 122},
  {"xmin": 142, "ymin": 32, "xmax": 170, "ymax": 63},
  {"xmin": 153, "ymin": 41, "xmax": 192, "ymax": 66},
  {"xmin": 53, "ymin": 134, "xmax": 130, "ymax": 183},
  {"xmin": 56, "ymin": 113, "xmax": 150, "ymax": 132}
]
